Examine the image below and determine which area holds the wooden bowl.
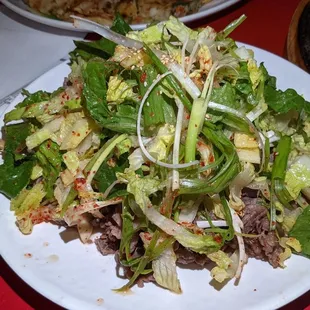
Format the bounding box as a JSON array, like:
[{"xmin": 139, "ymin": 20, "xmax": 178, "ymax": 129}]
[{"xmin": 287, "ymin": 0, "xmax": 310, "ymax": 72}]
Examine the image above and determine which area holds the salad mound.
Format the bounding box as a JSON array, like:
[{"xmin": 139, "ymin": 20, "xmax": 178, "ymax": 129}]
[{"xmin": 1, "ymin": 15, "xmax": 310, "ymax": 293}]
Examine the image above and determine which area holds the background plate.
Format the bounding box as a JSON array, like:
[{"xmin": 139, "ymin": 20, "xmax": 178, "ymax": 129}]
[
  {"xmin": 1, "ymin": 0, "xmax": 241, "ymax": 31},
  {"xmin": 0, "ymin": 44, "xmax": 310, "ymax": 310}
]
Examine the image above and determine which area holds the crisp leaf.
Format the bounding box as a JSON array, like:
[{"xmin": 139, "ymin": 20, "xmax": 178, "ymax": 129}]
[
  {"xmin": 82, "ymin": 60, "xmax": 119, "ymax": 127},
  {"xmin": 111, "ymin": 13, "xmax": 132, "ymax": 35},
  {"xmin": 264, "ymin": 85, "xmax": 308, "ymax": 114},
  {"xmin": 93, "ymin": 153, "xmax": 129, "ymax": 194},
  {"xmin": 152, "ymin": 246, "xmax": 182, "ymax": 293},
  {"xmin": 289, "ymin": 206, "xmax": 310, "ymax": 256},
  {"xmin": 211, "ymin": 82, "xmax": 239, "ymax": 109},
  {"xmin": 0, "ymin": 123, "xmax": 34, "ymax": 198},
  {"xmin": 16, "ymin": 89, "xmax": 50, "ymax": 108},
  {"xmin": 36, "ymin": 140, "xmax": 62, "ymax": 199}
]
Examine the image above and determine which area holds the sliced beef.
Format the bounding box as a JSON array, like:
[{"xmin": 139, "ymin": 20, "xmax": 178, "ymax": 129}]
[
  {"xmin": 241, "ymin": 197, "xmax": 283, "ymax": 268},
  {"xmin": 93, "ymin": 205, "xmax": 122, "ymax": 256},
  {"xmin": 174, "ymin": 243, "xmax": 210, "ymax": 266},
  {"xmin": 136, "ymin": 274, "xmax": 155, "ymax": 288}
]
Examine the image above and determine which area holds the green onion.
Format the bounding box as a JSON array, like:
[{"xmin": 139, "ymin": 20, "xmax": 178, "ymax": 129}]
[
  {"xmin": 218, "ymin": 14, "xmax": 247, "ymax": 39},
  {"xmin": 270, "ymin": 136, "xmax": 293, "ymax": 229},
  {"xmin": 143, "ymin": 44, "xmax": 192, "ymax": 110}
]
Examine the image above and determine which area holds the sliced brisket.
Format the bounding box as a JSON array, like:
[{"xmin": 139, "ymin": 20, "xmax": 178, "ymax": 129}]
[{"xmin": 241, "ymin": 196, "xmax": 283, "ymax": 268}]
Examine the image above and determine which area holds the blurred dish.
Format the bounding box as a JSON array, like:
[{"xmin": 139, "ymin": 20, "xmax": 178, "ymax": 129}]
[
  {"xmin": 24, "ymin": 0, "xmax": 212, "ymax": 25},
  {"xmin": 1, "ymin": 0, "xmax": 241, "ymax": 31}
]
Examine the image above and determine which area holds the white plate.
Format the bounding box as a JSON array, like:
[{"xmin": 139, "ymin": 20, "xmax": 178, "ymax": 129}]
[
  {"xmin": 1, "ymin": 44, "xmax": 310, "ymax": 310},
  {"xmin": 1, "ymin": 0, "xmax": 241, "ymax": 31}
]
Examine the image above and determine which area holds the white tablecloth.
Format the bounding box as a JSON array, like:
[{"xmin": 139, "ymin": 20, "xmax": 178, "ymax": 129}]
[{"xmin": 0, "ymin": 5, "xmax": 86, "ymax": 101}]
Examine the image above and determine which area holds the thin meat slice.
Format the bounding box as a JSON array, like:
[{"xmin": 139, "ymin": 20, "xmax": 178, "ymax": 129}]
[
  {"xmin": 241, "ymin": 196, "xmax": 283, "ymax": 268},
  {"xmin": 174, "ymin": 243, "xmax": 210, "ymax": 266},
  {"xmin": 93, "ymin": 205, "xmax": 122, "ymax": 255}
]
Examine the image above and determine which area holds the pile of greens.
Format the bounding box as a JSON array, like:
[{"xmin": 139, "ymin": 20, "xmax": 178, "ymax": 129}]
[{"xmin": 1, "ymin": 14, "xmax": 309, "ymax": 292}]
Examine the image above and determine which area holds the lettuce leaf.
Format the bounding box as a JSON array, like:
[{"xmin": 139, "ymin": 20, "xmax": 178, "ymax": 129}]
[
  {"xmin": 208, "ymin": 250, "xmax": 233, "ymax": 283},
  {"xmin": 111, "ymin": 12, "xmax": 132, "ymax": 35},
  {"xmin": 107, "ymin": 76, "xmax": 137, "ymax": 104},
  {"xmin": 93, "ymin": 153, "xmax": 129, "ymax": 195},
  {"xmin": 26, "ymin": 116, "xmax": 64, "ymax": 150},
  {"xmin": 152, "ymin": 245, "xmax": 181, "ymax": 293},
  {"xmin": 285, "ymin": 157, "xmax": 310, "ymax": 199},
  {"xmin": 264, "ymin": 85, "xmax": 309, "ymax": 114},
  {"xmin": 36, "ymin": 140, "xmax": 62, "ymax": 199},
  {"xmin": 289, "ymin": 205, "xmax": 310, "ymax": 256},
  {"xmin": 127, "ymin": 23, "xmax": 169, "ymax": 44},
  {"xmin": 117, "ymin": 170, "xmax": 221, "ymax": 254},
  {"xmin": 229, "ymin": 162, "xmax": 255, "ymax": 211},
  {"xmin": 71, "ymin": 39, "xmax": 115, "ymax": 61},
  {"xmin": 0, "ymin": 123, "xmax": 34, "ymax": 198},
  {"xmin": 0, "ymin": 161, "xmax": 34, "ymax": 198},
  {"xmin": 82, "ymin": 60, "xmax": 137, "ymax": 134},
  {"xmin": 82, "ymin": 60, "xmax": 114, "ymax": 121},
  {"xmin": 70, "ymin": 14, "xmax": 131, "ymax": 62},
  {"xmin": 11, "ymin": 182, "xmax": 46, "ymax": 234},
  {"xmin": 16, "ymin": 89, "xmax": 50, "ymax": 108},
  {"xmin": 211, "ymin": 82, "xmax": 239, "ymax": 109}
]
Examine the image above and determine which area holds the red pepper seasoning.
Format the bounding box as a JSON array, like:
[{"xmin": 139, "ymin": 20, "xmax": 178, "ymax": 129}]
[{"xmin": 140, "ymin": 72, "xmax": 147, "ymax": 83}]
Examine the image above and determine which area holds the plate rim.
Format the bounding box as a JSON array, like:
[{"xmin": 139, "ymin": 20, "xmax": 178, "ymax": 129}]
[
  {"xmin": 1, "ymin": 0, "xmax": 241, "ymax": 31},
  {"xmin": 1, "ymin": 42, "xmax": 310, "ymax": 310}
]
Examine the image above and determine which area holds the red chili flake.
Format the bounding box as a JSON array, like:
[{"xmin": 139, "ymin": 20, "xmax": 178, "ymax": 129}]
[
  {"xmin": 197, "ymin": 141, "xmax": 203, "ymax": 147},
  {"xmin": 214, "ymin": 234, "xmax": 222, "ymax": 244},
  {"xmin": 181, "ymin": 221, "xmax": 189, "ymax": 225},
  {"xmin": 74, "ymin": 177, "xmax": 86, "ymax": 190},
  {"xmin": 186, "ymin": 114, "xmax": 190, "ymax": 120},
  {"xmin": 145, "ymin": 233, "xmax": 152, "ymax": 241},
  {"xmin": 200, "ymin": 162, "xmax": 205, "ymax": 167},
  {"xmin": 209, "ymin": 155, "xmax": 214, "ymax": 163},
  {"xmin": 77, "ymin": 133, "xmax": 81, "ymax": 137},
  {"xmin": 66, "ymin": 95, "xmax": 70, "ymax": 100},
  {"xmin": 271, "ymin": 221, "xmax": 276, "ymax": 227},
  {"xmin": 172, "ymin": 191, "xmax": 179, "ymax": 199},
  {"xmin": 47, "ymin": 141, "xmax": 51, "ymax": 149},
  {"xmin": 140, "ymin": 72, "xmax": 147, "ymax": 83}
]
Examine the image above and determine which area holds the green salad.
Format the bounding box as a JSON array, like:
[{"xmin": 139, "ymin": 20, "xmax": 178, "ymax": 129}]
[{"xmin": 1, "ymin": 14, "xmax": 310, "ymax": 293}]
